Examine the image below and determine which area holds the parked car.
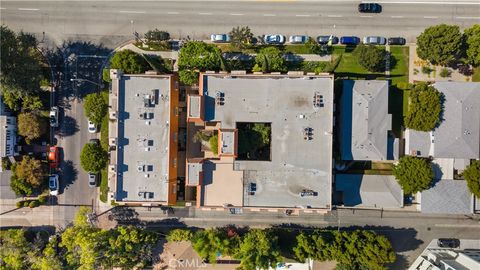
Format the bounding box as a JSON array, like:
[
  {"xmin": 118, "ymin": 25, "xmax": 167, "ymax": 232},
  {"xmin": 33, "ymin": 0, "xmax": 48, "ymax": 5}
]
[
  {"xmin": 89, "ymin": 138, "xmax": 100, "ymax": 145},
  {"xmin": 288, "ymin": 35, "xmax": 308, "ymax": 44},
  {"xmin": 48, "ymin": 146, "xmax": 60, "ymax": 169},
  {"xmin": 363, "ymin": 36, "xmax": 386, "ymax": 45},
  {"xmin": 358, "ymin": 3, "xmax": 382, "ymax": 13},
  {"xmin": 49, "ymin": 174, "xmax": 59, "ymax": 196},
  {"xmin": 317, "ymin": 35, "xmax": 339, "ymax": 45},
  {"xmin": 210, "ymin": 34, "xmax": 230, "ymax": 43},
  {"xmin": 388, "ymin": 37, "xmax": 406, "ymax": 45},
  {"xmin": 88, "ymin": 120, "xmax": 97, "ymax": 133},
  {"xmin": 49, "ymin": 106, "xmax": 59, "ymax": 128},
  {"xmin": 264, "ymin": 34, "xmax": 286, "ymax": 45},
  {"xmin": 340, "ymin": 36, "xmax": 360, "ymax": 45},
  {"xmin": 437, "ymin": 238, "xmax": 460, "ymax": 248},
  {"xmin": 88, "ymin": 172, "xmax": 97, "ymax": 188}
]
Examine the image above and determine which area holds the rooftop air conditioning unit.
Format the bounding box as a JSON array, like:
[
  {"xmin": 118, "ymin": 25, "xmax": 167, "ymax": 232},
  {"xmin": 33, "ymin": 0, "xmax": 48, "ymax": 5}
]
[
  {"xmin": 145, "ymin": 174, "xmax": 150, "ymax": 178},
  {"xmin": 146, "ymin": 121, "xmax": 151, "ymax": 125},
  {"xmin": 145, "ymin": 147, "xmax": 150, "ymax": 152},
  {"xmin": 137, "ymin": 165, "xmax": 144, "ymax": 172}
]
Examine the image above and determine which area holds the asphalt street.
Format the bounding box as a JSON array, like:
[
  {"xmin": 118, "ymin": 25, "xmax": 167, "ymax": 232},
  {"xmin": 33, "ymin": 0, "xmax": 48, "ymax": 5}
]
[{"xmin": 1, "ymin": 0, "xmax": 479, "ymax": 48}]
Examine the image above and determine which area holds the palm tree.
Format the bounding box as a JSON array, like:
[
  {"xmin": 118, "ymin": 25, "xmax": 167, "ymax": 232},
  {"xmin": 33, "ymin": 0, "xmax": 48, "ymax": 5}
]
[{"xmin": 229, "ymin": 26, "xmax": 254, "ymax": 50}]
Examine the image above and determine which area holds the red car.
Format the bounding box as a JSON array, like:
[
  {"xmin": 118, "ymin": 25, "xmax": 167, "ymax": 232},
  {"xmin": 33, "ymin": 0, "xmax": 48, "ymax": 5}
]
[{"xmin": 48, "ymin": 146, "xmax": 60, "ymax": 169}]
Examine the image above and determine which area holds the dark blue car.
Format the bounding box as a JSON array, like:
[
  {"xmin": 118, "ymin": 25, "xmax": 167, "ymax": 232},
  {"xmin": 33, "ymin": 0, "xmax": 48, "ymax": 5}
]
[{"xmin": 340, "ymin": 36, "xmax": 360, "ymax": 45}]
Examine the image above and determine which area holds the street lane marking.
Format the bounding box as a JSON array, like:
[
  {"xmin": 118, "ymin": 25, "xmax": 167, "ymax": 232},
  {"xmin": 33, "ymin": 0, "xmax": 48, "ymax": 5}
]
[
  {"xmin": 456, "ymin": 16, "xmax": 480, "ymax": 20},
  {"xmin": 18, "ymin": 8, "xmax": 40, "ymax": 11},
  {"xmin": 360, "ymin": 15, "xmax": 373, "ymax": 18},
  {"xmin": 119, "ymin": 10, "xmax": 146, "ymax": 14},
  {"xmin": 295, "ymin": 14, "xmax": 311, "ymax": 17},
  {"xmin": 199, "ymin": 12, "xmax": 212, "ymax": 15},
  {"xmin": 327, "ymin": 14, "xmax": 343, "ymax": 18},
  {"xmin": 0, "ymin": 7, "xmax": 6, "ymax": 10},
  {"xmin": 263, "ymin": 14, "xmax": 276, "ymax": 16},
  {"xmin": 435, "ymin": 224, "xmax": 480, "ymax": 228},
  {"xmin": 167, "ymin": 11, "xmax": 179, "ymax": 14},
  {"xmin": 391, "ymin": 15, "xmax": 404, "ymax": 18},
  {"xmin": 230, "ymin": 13, "xmax": 244, "ymax": 16},
  {"xmin": 423, "ymin": 16, "xmax": 438, "ymax": 19}
]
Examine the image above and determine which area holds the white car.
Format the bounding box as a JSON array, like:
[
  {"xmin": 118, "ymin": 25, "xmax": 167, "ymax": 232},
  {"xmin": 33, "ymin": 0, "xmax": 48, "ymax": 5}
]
[
  {"xmin": 264, "ymin": 34, "xmax": 285, "ymax": 45},
  {"xmin": 88, "ymin": 120, "xmax": 97, "ymax": 133},
  {"xmin": 288, "ymin": 35, "xmax": 308, "ymax": 44},
  {"xmin": 49, "ymin": 106, "xmax": 59, "ymax": 128},
  {"xmin": 210, "ymin": 34, "xmax": 230, "ymax": 43},
  {"xmin": 49, "ymin": 174, "xmax": 59, "ymax": 196},
  {"xmin": 363, "ymin": 36, "xmax": 386, "ymax": 45}
]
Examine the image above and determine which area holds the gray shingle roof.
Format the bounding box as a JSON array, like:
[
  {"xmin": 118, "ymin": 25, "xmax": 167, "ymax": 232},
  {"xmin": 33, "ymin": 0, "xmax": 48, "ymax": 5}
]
[
  {"xmin": 341, "ymin": 80, "xmax": 392, "ymax": 160},
  {"xmin": 433, "ymin": 82, "xmax": 480, "ymax": 159},
  {"xmin": 336, "ymin": 174, "xmax": 403, "ymax": 208},
  {"xmin": 421, "ymin": 179, "xmax": 473, "ymax": 214}
]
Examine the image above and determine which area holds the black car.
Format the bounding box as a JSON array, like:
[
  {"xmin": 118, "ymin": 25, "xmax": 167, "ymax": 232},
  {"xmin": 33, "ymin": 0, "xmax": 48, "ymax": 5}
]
[
  {"xmin": 437, "ymin": 238, "xmax": 460, "ymax": 248},
  {"xmin": 388, "ymin": 37, "xmax": 406, "ymax": 45},
  {"xmin": 317, "ymin": 35, "xmax": 339, "ymax": 45},
  {"xmin": 358, "ymin": 3, "xmax": 382, "ymax": 13}
]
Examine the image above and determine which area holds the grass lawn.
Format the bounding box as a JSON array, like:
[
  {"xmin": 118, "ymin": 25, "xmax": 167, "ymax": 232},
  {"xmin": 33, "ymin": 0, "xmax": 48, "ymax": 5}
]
[
  {"xmin": 332, "ymin": 46, "xmax": 385, "ymax": 80},
  {"xmin": 100, "ymin": 168, "xmax": 108, "ymax": 203},
  {"xmin": 389, "ymin": 46, "xmax": 409, "ymax": 85},
  {"xmin": 216, "ymin": 43, "xmax": 319, "ymax": 55},
  {"xmin": 473, "ymin": 67, "xmax": 480, "ymax": 82},
  {"xmin": 99, "ymin": 90, "xmax": 109, "ymax": 203}
]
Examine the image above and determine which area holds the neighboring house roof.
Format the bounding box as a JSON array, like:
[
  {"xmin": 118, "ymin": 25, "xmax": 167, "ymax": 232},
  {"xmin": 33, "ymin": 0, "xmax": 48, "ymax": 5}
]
[
  {"xmin": 433, "ymin": 82, "xmax": 480, "ymax": 159},
  {"xmin": 341, "ymin": 80, "xmax": 392, "ymax": 160},
  {"xmin": 336, "ymin": 174, "xmax": 404, "ymax": 208},
  {"xmin": 421, "ymin": 179, "xmax": 473, "ymax": 214},
  {"xmin": 405, "ymin": 82, "xmax": 480, "ymax": 159}
]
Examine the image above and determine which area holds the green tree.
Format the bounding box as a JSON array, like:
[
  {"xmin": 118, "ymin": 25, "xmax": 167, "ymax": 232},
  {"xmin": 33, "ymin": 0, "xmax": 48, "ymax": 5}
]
[
  {"xmin": 238, "ymin": 123, "xmax": 271, "ymax": 157},
  {"xmin": 192, "ymin": 229, "xmax": 235, "ymax": 263},
  {"xmin": 10, "ymin": 173, "xmax": 34, "ymax": 196},
  {"xmin": 416, "ymin": 24, "xmax": 463, "ymax": 66},
  {"xmin": 21, "ymin": 95, "xmax": 43, "ymax": 111},
  {"xmin": 178, "ymin": 41, "xmax": 222, "ymax": 85},
  {"xmin": 0, "ymin": 26, "xmax": 44, "ymax": 111},
  {"xmin": 463, "ymin": 160, "xmax": 480, "ymax": 197},
  {"xmin": 209, "ymin": 134, "xmax": 219, "ymax": 155},
  {"xmin": 404, "ymin": 83, "xmax": 442, "ymax": 131},
  {"xmin": 30, "ymin": 236, "xmax": 63, "ymax": 270},
  {"xmin": 354, "ymin": 45, "xmax": 386, "ymax": 72},
  {"xmin": 464, "ymin": 24, "xmax": 480, "ymax": 66},
  {"xmin": 18, "ymin": 112, "xmax": 47, "ymax": 144},
  {"xmin": 229, "ymin": 26, "xmax": 254, "ymax": 50},
  {"xmin": 15, "ymin": 156, "xmax": 46, "ymax": 187},
  {"xmin": 393, "ymin": 156, "xmax": 434, "ymax": 194},
  {"xmin": 235, "ymin": 229, "xmax": 281, "ymax": 270},
  {"xmin": 110, "ymin": 49, "xmax": 149, "ymax": 74},
  {"xmin": 167, "ymin": 229, "xmax": 194, "ymax": 242},
  {"xmin": 84, "ymin": 92, "xmax": 108, "ymax": 124},
  {"xmin": 0, "ymin": 229, "xmax": 32, "ymax": 269},
  {"xmin": 102, "ymin": 226, "xmax": 159, "ymax": 269},
  {"xmin": 144, "ymin": 29, "xmax": 170, "ymax": 42},
  {"xmin": 305, "ymin": 37, "xmax": 321, "ymax": 54},
  {"xmin": 254, "ymin": 47, "xmax": 287, "ymax": 73},
  {"xmin": 80, "ymin": 143, "xmax": 108, "ymax": 173}
]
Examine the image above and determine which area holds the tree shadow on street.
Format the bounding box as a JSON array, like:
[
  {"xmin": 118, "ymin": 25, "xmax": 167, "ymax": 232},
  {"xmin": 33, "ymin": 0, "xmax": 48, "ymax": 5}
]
[
  {"xmin": 56, "ymin": 115, "xmax": 79, "ymax": 137},
  {"xmin": 60, "ymin": 160, "xmax": 78, "ymax": 192}
]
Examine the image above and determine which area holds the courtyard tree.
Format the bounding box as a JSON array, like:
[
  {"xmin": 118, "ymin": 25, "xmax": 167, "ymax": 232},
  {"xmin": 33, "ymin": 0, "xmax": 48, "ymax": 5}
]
[
  {"xmin": 192, "ymin": 228, "xmax": 237, "ymax": 263},
  {"xmin": 80, "ymin": 143, "xmax": 108, "ymax": 173},
  {"xmin": 416, "ymin": 24, "xmax": 463, "ymax": 66},
  {"xmin": 84, "ymin": 92, "xmax": 108, "ymax": 124},
  {"xmin": 404, "ymin": 83, "xmax": 442, "ymax": 131},
  {"xmin": 15, "ymin": 156, "xmax": 46, "ymax": 187},
  {"xmin": 254, "ymin": 47, "xmax": 287, "ymax": 73},
  {"xmin": 177, "ymin": 41, "xmax": 222, "ymax": 85},
  {"xmin": 354, "ymin": 45, "xmax": 387, "ymax": 72},
  {"xmin": 463, "ymin": 160, "xmax": 480, "ymax": 198},
  {"xmin": 229, "ymin": 26, "xmax": 254, "ymax": 50},
  {"xmin": 235, "ymin": 229, "xmax": 281, "ymax": 270},
  {"xmin": 18, "ymin": 112, "xmax": 47, "ymax": 144},
  {"xmin": 110, "ymin": 49, "xmax": 149, "ymax": 74},
  {"xmin": 392, "ymin": 156, "xmax": 434, "ymax": 194},
  {"xmin": 464, "ymin": 24, "xmax": 480, "ymax": 66}
]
